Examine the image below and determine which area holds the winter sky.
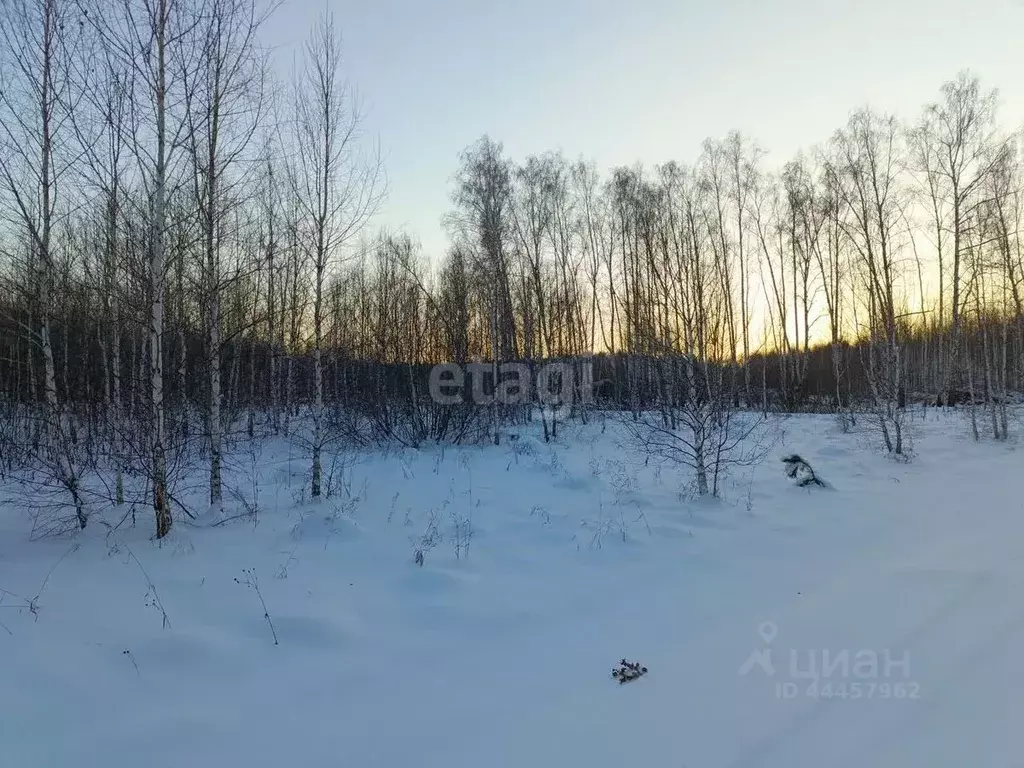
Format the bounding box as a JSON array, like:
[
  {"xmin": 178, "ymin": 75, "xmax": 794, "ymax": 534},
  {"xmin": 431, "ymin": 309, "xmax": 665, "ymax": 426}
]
[{"xmin": 266, "ymin": 0, "xmax": 1024, "ymax": 259}]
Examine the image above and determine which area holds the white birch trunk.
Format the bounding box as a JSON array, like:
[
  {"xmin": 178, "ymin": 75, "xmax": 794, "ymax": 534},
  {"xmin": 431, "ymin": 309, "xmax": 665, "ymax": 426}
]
[{"xmin": 151, "ymin": 0, "xmax": 171, "ymax": 538}]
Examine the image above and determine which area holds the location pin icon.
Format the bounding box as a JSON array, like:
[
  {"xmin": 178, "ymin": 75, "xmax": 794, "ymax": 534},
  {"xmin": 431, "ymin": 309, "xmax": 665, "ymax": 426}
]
[{"xmin": 758, "ymin": 621, "xmax": 778, "ymax": 644}]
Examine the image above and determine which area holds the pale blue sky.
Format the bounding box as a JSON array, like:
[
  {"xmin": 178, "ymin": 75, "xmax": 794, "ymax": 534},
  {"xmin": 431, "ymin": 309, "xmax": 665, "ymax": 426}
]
[{"xmin": 266, "ymin": 0, "xmax": 1024, "ymax": 257}]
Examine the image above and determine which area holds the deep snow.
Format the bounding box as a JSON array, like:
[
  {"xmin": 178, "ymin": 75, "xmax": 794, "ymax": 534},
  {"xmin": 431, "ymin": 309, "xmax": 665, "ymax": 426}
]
[{"xmin": 1, "ymin": 410, "xmax": 1022, "ymax": 767}]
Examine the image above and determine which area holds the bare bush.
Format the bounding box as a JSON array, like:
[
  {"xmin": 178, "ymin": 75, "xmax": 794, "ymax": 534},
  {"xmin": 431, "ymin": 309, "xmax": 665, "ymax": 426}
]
[{"xmin": 624, "ymin": 355, "xmax": 776, "ymax": 497}]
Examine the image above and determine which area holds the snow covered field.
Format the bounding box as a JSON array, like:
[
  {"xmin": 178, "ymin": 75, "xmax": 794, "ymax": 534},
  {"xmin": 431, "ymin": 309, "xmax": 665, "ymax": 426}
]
[{"xmin": 2, "ymin": 410, "xmax": 1023, "ymax": 767}]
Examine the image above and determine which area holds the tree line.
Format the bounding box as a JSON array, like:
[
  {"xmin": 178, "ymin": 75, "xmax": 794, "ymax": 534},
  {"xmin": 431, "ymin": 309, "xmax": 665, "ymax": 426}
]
[{"xmin": 1, "ymin": 0, "xmax": 1022, "ymax": 535}]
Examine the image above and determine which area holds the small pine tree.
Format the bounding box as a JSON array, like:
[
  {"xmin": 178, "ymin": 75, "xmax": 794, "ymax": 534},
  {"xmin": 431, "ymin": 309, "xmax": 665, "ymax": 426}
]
[{"xmin": 782, "ymin": 454, "xmax": 828, "ymax": 488}]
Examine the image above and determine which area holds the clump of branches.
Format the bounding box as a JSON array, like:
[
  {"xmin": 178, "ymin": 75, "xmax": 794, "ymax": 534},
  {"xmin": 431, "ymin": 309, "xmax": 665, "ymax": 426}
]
[
  {"xmin": 0, "ymin": 405, "xmax": 97, "ymax": 536},
  {"xmin": 611, "ymin": 658, "xmax": 648, "ymax": 684},
  {"xmin": 410, "ymin": 505, "xmax": 445, "ymax": 566},
  {"xmin": 625, "ymin": 353, "xmax": 776, "ymax": 498},
  {"xmin": 352, "ymin": 365, "xmax": 492, "ymax": 448},
  {"xmin": 0, "ymin": 542, "xmax": 80, "ymax": 633},
  {"xmin": 235, "ymin": 567, "xmax": 278, "ymax": 645},
  {"xmin": 219, "ymin": 434, "xmax": 269, "ymax": 527}
]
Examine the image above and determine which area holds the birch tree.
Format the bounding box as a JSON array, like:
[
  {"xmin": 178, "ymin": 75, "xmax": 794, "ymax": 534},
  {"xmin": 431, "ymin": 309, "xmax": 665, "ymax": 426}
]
[
  {"xmin": 917, "ymin": 73, "xmax": 1001, "ymax": 404},
  {"xmin": 183, "ymin": 0, "xmax": 268, "ymax": 509},
  {"xmin": 293, "ymin": 13, "xmax": 383, "ymax": 498},
  {"xmin": 832, "ymin": 109, "xmax": 909, "ymax": 455},
  {"xmin": 73, "ymin": 41, "xmax": 131, "ymax": 505},
  {"xmin": 97, "ymin": 0, "xmax": 200, "ymax": 537},
  {"xmin": 451, "ymin": 137, "xmax": 517, "ymax": 444},
  {"xmin": 0, "ymin": 0, "xmax": 90, "ymax": 528}
]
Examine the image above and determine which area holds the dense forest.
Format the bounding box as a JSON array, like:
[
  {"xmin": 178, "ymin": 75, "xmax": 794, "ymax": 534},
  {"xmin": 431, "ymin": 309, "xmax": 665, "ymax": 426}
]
[{"xmin": 2, "ymin": 0, "xmax": 1022, "ymax": 536}]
